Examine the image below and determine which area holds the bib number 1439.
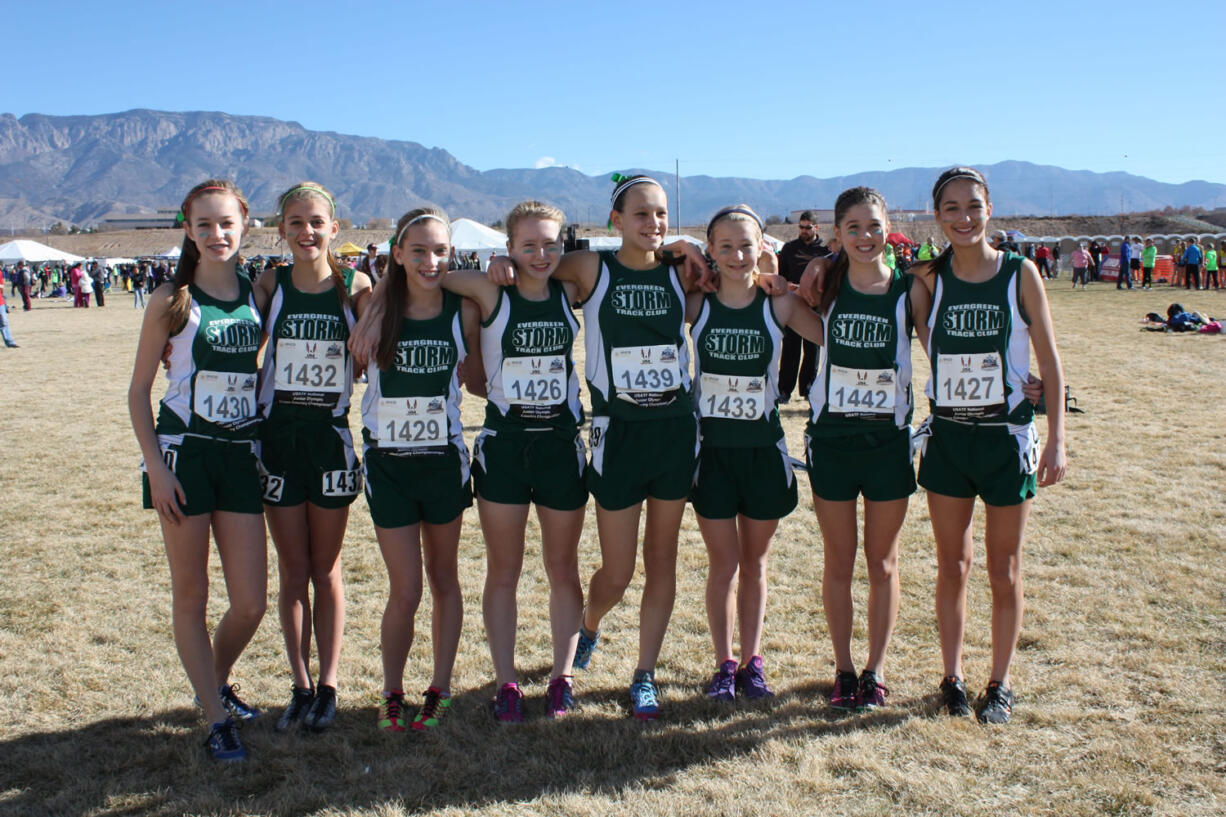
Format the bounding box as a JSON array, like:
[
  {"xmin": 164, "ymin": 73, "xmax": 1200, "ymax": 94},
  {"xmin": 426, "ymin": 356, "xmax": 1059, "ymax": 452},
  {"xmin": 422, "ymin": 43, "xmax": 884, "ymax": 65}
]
[{"xmin": 612, "ymin": 345, "xmax": 681, "ymax": 394}]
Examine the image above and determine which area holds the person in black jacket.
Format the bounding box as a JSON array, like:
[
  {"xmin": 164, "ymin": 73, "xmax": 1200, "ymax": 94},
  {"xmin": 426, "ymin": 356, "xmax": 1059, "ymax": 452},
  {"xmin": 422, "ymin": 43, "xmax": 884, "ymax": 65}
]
[{"xmin": 776, "ymin": 211, "xmax": 829, "ymax": 402}]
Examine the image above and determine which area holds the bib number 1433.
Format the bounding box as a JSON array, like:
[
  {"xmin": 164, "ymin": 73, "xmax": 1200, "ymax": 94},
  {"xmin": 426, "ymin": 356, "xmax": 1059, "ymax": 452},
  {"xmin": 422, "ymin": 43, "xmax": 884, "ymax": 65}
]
[{"xmin": 699, "ymin": 373, "xmax": 765, "ymax": 421}]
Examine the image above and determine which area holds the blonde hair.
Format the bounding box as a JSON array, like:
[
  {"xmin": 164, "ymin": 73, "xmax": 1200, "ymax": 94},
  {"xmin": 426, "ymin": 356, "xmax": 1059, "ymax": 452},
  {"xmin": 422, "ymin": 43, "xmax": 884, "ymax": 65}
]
[
  {"xmin": 506, "ymin": 201, "xmax": 565, "ymax": 243},
  {"xmin": 276, "ymin": 180, "xmax": 349, "ymax": 307},
  {"xmin": 706, "ymin": 203, "xmax": 764, "ymax": 242}
]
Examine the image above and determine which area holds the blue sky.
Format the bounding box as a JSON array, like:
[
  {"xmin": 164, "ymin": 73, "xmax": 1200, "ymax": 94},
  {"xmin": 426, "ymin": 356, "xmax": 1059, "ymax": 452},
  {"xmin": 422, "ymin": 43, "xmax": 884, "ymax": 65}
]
[{"xmin": 6, "ymin": 0, "xmax": 1224, "ymax": 185}]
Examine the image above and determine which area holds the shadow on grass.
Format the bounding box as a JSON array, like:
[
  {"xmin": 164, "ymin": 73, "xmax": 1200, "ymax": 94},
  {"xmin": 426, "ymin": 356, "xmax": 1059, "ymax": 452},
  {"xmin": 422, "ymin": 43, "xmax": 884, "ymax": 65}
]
[{"xmin": 0, "ymin": 674, "xmax": 919, "ymax": 817}]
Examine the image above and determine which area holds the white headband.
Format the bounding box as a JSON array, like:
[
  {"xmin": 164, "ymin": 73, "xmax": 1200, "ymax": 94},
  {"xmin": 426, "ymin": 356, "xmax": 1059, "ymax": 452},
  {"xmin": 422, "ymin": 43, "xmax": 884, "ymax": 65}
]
[
  {"xmin": 393, "ymin": 213, "xmax": 450, "ymax": 247},
  {"xmin": 611, "ymin": 177, "xmax": 661, "ymax": 206}
]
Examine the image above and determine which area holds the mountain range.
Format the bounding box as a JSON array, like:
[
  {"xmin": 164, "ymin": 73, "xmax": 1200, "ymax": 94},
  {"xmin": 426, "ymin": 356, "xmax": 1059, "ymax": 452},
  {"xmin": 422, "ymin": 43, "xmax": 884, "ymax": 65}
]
[{"xmin": 1, "ymin": 109, "xmax": 1223, "ymax": 228}]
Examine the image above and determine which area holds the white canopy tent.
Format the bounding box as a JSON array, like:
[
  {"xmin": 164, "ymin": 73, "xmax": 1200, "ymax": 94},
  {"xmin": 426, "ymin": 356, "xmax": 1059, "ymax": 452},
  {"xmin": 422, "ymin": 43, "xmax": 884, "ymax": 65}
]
[
  {"xmin": 0, "ymin": 239, "xmax": 86, "ymax": 264},
  {"xmin": 580, "ymin": 234, "xmax": 709, "ymax": 252},
  {"xmin": 449, "ymin": 218, "xmax": 508, "ymax": 253},
  {"xmin": 157, "ymin": 245, "xmax": 182, "ymax": 259}
]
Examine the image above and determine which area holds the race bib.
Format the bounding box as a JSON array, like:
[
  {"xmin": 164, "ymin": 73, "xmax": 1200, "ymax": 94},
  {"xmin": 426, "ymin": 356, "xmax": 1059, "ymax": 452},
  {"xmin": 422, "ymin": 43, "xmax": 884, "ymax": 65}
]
[
  {"xmin": 828, "ymin": 365, "xmax": 896, "ymax": 417},
  {"xmin": 194, "ymin": 370, "xmax": 257, "ymax": 427},
  {"xmin": 502, "ymin": 355, "xmax": 566, "ymax": 405},
  {"xmin": 935, "ymin": 353, "xmax": 1006, "ymax": 417},
  {"xmin": 612, "ymin": 344, "xmax": 682, "ymax": 406},
  {"xmin": 321, "ymin": 468, "xmax": 362, "ymax": 497},
  {"xmin": 274, "ymin": 339, "xmax": 344, "ymax": 407},
  {"xmin": 698, "ymin": 373, "xmax": 766, "ymax": 421},
  {"xmin": 377, "ymin": 395, "xmax": 447, "ymax": 449}
]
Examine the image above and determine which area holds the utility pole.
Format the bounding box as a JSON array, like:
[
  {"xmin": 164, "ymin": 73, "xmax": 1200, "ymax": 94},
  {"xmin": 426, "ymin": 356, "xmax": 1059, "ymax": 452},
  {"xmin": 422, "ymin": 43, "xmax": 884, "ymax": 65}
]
[{"xmin": 675, "ymin": 159, "xmax": 681, "ymax": 236}]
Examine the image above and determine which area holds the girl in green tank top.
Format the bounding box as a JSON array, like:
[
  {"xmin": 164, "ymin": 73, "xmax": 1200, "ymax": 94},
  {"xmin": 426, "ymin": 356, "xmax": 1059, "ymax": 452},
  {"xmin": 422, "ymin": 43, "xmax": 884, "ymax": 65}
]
[
  {"xmin": 128, "ymin": 180, "xmax": 269, "ymax": 761},
  {"xmin": 804, "ymin": 188, "xmax": 927, "ymax": 712},
  {"xmin": 437, "ymin": 202, "xmax": 588, "ymax": 719},
  {"xmin": 361, "ymin": 207, "xmax": 481, "ymax": 732},
  {"xmin": 254, "ymin": 182, "xmax": 373, "ymax": 732},
  {"xmin": 687, "ymin": 205, "xmax": 823, "ymax": 701},
  {"xmin": 911, "ymin": 167, "xmax": 1067, "ymax": 724},
  {"xmin": 482, "ymin": 176, "xmax": 739, "ymax": 719}
]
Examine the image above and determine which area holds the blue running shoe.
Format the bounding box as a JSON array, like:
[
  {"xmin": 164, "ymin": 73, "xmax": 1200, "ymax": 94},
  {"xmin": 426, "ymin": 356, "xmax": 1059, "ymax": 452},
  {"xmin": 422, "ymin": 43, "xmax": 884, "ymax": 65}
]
[
  {"xmin": 205, "ymin": 718, "xmax": 247, "ymax": 762},
  {"xmin": 630, "ymin": 669, "xmax": 660, "ymax": 720},
  {"xmin": 220, "ymin": 683, "xmax": 261, "ymax": 722},
  {"xmin": 572, "ymin": 626, "xmax": 599, "ymax": 670}
]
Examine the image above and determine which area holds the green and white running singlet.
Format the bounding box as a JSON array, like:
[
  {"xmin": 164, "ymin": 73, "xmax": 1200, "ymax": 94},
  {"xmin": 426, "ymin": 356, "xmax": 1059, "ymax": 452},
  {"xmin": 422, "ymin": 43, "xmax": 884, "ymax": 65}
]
[
  {"xmin": 258, "ymin": 266, "xmax": 356, "ymax": 425},
  {"xmin": 580, "ymin": 251, "xmax": 691, "ymax": 420},
  {"xmin": 808, "ymin": 269, "xmax": 914, "ymax": 435},
  {"xmin": 156, "ymin": 274, "xmax": 262, "ymax": 441},
  {"xmin": 480, "ymin": 279, "xmax": 583, "ymax": 431},
  {"xmin": 690, "ymin": 289, "xmax": 786, "ymax": 448},
  {"xmin": 360, "ymin": 291, "xmax": 468, "ymax": 459},
  {"xmin": 924, "ymin": 253, "xmax": 1033, "ymax": 426}
]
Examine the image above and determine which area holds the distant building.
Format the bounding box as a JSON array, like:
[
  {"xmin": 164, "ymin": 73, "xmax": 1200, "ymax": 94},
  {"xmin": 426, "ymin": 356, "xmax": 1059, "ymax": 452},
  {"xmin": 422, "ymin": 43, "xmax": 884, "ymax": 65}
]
[
  {"xmin": 100, "ymin": 209, "xmax": 270, "ymax": 230},
  {"xmin": 101, "ymin": 209, "xmax": 180, "ymax": 230},
  {"xmin": 789, "ymin": 208, "xmax": 932, "ymax": 223}
]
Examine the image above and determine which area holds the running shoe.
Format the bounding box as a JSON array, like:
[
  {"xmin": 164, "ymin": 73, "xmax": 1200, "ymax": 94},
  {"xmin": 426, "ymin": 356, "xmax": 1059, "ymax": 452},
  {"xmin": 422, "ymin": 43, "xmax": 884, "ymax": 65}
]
[
  {"xmin": 705, "ymin": 659, "xmax": 737, "ymax": 702},
  {"xmin": 572, "ymin": 625, "xmax": 599, "ymax": 670},
  {"xmin": 410, "ymin": 686, "xmax": 451, "ymax": 732},
  {"xmin": 856, "ymin": 670, "xmax": 889, "ymax": 710},
  {"xmin": 492, "ymin": 682, "xmax": 524, "ymax": 724},
  {"xmin": 735, "ymin": 655, "xmax": 774, "ymax": 700},
  {"xmin": 219, "ymin": 683, "xmax": 261, "ymax": 722},
  {"xmin": 830, "ymin": 670, "xmax": 859, "ymax": 711},
  {"xmin": 977, "ymin": 681, "xmax": 1014, "ymax": 725},
  {"xmin": 205, "ymin": 718, "xmax": 247, "ymax": 763},
  {"xmin": 275, "ymin": 685, "xmax": 314, "ymax": 732},
  {"xmin": 377, "ymin": 690, "xmax": 407, "ymax": 733},
  {"xmin": 940, "ymin": 675, "xmax": 971, "ymax": 717},
  {"xmin": 545, "ymin": 675, "xmax": 576, "ymax": 718},
  {"xmin": 630, "ymin": 669, "xmax": 660, "ymax": 721},
  {"xmin": 303, "ymin": 684, "xmax": 337, "ymax": 732}
]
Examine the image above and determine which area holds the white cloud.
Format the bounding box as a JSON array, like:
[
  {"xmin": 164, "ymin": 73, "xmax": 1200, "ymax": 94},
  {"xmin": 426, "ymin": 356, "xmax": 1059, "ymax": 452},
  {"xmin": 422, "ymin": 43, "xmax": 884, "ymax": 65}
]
[{"xmin": 534, "ymin": 156, "xmax": 580, "ymax": 171}]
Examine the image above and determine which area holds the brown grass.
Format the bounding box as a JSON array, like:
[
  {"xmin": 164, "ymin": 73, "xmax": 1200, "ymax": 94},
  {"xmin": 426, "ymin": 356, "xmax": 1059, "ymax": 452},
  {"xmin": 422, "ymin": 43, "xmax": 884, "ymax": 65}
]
[{"xmin": 0, "ymin": 280, "xmax": 1223, "ymax": 817}]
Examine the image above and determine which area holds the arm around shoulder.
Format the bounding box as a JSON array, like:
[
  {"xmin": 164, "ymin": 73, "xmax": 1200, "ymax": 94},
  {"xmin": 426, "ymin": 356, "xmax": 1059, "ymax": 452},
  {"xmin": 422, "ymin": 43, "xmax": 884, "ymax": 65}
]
[
  {"xmin": 1019, "ymin": 262, "xmax": 1066, "ymax": 487},
  {"xmin": 774, "ymin": 292, "xmax": 823, "ymax": 344}
]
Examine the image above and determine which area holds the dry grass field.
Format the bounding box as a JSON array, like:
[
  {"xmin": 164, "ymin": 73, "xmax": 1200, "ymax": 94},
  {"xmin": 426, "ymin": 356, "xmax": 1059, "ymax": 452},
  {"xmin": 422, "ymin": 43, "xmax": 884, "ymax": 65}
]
[{"xmin": 0, "ymin": 278, "xmax": 1223, "ymax": 817}]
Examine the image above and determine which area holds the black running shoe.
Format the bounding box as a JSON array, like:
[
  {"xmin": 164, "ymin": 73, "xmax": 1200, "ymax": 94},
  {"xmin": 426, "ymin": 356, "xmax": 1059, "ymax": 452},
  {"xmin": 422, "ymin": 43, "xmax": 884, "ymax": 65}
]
[
  {"xmin": 275, "ymin": 685, "xmax": 314, "ymax": 732},
  {"xmin": 940, "ymin": 675, "xmax": 970, "ymax": 717},
  {"xmin": 303, "ymin": 685, "xmax": 337, "ymax": 732},
  {"xmin": 977, "ymin": 681, "xmax": 1014, "ymax": 725}
]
